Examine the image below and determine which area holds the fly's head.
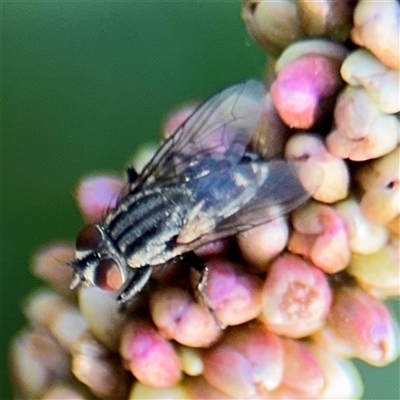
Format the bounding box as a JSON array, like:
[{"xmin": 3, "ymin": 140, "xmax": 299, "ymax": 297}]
[{"xmin": 70, "ymin": 224, "xmax": 129, "ymax": 294}]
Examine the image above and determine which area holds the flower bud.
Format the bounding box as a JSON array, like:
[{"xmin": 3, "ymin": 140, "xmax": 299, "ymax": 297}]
[
  {"xmin": 150, "ymin": 286, "xmax": 221, "ymax": 347},
  {"xmin": 296, "ymin": 0, "xmax": 355, "ymax": 41},
  {"xmin": 335, "ymin": 198, "xmax": 388, "ymax": 254},
  {"xmin": 23, "ymin": 291, "xmax": 88, "ymax": 351},
  {"xmin": 261, "ymin": 253, "xmax": 332, "ymax": 337},
  {"xmin": 271, "ymin": 54, "xmax": 343, "ymax": 129},
  {"xmin": 251, "ymin": 93, "xmax": 289, "ymax": 159},
  {"xmin": 237, "ymin": 216, "xmax": 289, "ymax": 272},
  {"xmin": 312, "ymin": 323, "xmax": 356, "ymax": 359},
  {"xmin": 285, "ymin": 133, "xmax": 349, "ymax": 203},
  {"xmin": 10, "ymin": 331, "xmax": 70, "ymax": 399},
  {"xmin": 162, "ymin": 104, "xmax": 197, "ymax": 140},
  {"xmin": 349, "ymin": 235, "xmax": 400, "ymax": 299},
  {"xmin": 120, "ymin": 320, "xmax": 182, "ymax": 388},
  {"xmin": 355, "ymin": 147, "xmax": 400, "ymax": 225},
  {"xmin": 31, "ymin": 244, "xmax": 75, "ymax": 299},
  {"xmin": 275, "ymin": 39, "xmax": 348, "ymax": 72},
  {"xmin": 129, "ymin": 143, "xmax": 158, "ymax": 173},
  {"xmin": 76, "ymin": 175, "xmax": 124, "ymax": 223},
  {"xmin": 40, "ymin": 384, "xmax": 89, "ymax": 400},
  {"xmin": 187, "ymin": 376, "xmax": 235, "ymax": 399},
  {"xmin": 281, "ymin": 338, "xmax": 325, "ymax": 396},
  {"xmin": 242, "ymin": 0, "xmax": 302, "ymax": 56},
  {"xmin": 341, "ymin": 49, "xmax": 400, "ymax": 114},
  {"xmin": 387, "ymin": 215, "xmax": 399, "ymax": 236},
  {"xmin": 78, "ymin": 286, "xmax": 126, "ymax": 351},
  {"xmin": 289, "ymin": 201, "xmax": 350, "ymax": 273},
  {"xmin": 351, "ymin": 0, "xmax": 400, "ymax": 70},
  {"xmin": 310, "ymin": 345, "xmax": 363, "ymax": 399},
  {"xmin": 327, "ymin": 86, "xmax": 399, "ymax": 161},
  {"xmin": 177, "ymin": 346, "xmax": 203, "ymax": 376},
  {"xmin": 201, "ymin": 258, "xmax": 263, "ymax": 327},
  {"xmin": 71, "ymin": 331, "xmax": 129, "ymax": 399},
  {"xmin": 328, "ymin": 287, "xmax": 399, "ymax": 366},
  {"xmin": 202, "ymin": 323, "xmax": 284, "ymax": 397},
  {"xmin": 128, "ymin": 381, "xmax": 189, "ymax": 400}
]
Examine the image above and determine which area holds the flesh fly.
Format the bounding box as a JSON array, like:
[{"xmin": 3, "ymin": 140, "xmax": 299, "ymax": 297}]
[{"xmin": 70, "ymin": 80, "xmax": 317, "ymax": 313}]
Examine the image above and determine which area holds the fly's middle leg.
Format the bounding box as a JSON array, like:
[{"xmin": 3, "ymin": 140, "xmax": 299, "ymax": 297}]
[{"xmin": 183, "ymin": 251, "xmax": 223, "ymax": 328}]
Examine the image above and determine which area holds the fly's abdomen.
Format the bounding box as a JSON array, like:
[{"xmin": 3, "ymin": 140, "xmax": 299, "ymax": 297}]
[{"xmin": 105, "ymin": 186, "xmax": 191, "ymax": 267}]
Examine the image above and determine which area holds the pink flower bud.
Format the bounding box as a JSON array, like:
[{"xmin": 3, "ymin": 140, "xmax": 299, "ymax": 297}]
[
  {"xmin": 150, "ymin": 286, "xmax": 221, "ymax": 347},
  {"xmin": 202, "ymin": 258, "xmax": 262, "ymax": 326},
  {"xmin": 202, "ymin": 344, "xmax": 257, "ymax": 398},
  {"xmin": 271, "ymin": 54, "xmax": 342, "ymax": 129},
  {"xmin": 341, "ymin": 49, "xmax": 400, "ymax": 114},
  {"xmin": 328, "ymin": 287, "xmax": 399, "ymax": 366},
  {"xmin": 261, "ymin": 253, "xmax": 332, "ymax": 337},
  {"xmin": 327, "ymin": 86, "xmax": 399, "ymax": 161},
  {"xmin": 351, "ymin": 0, "xmax": 400, "ymax": 70},
  {"xmin": 281, "ymin": 338, "xmax": 325, "ymax": 396},
  {"xmin": 285, "ymin": 133, "xmax": 349, "ymax": 203},
  {"xmin": 120, "ymin": 320, "xmax": 182, "ymax": 388},
  {"xmin": 312, "ymin": 323, "xmax": 356, "ymax": 359},
  {"xmin": 162, "ymin": 104, "xmax": 197, "ymax": 139},
  {"xmin": 237, "ymin": 217, "xmax": 289, "ymax": 272},
  {"xmin": 202, "ymin": 323, "xmax": 284, "ymax": 397},
  {"xmin": 76, "ymin": 175, "xmax": 125, "ymax": 223},
  {"xmin": 289, "ymin": 201, "xmax": 350, "ymax": 273}
]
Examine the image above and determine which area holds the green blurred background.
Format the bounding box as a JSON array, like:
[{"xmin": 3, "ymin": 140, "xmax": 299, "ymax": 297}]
[{"xmin": 2, "ymin": 1, "xmax": 399, "ymax": 399}]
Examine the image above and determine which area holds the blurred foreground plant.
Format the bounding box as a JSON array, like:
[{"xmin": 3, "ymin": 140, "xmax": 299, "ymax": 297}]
[{"xmin": 10, "ymin": 0, "xmax": 399, "ymax": 398}]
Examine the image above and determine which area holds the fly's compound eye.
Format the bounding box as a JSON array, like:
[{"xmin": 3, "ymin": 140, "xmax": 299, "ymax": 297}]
[
  {"xmin": 76, "ymin": 224, "xmax": 103, "ymax": 251},
  {"xmin": 94, "ymin": 259, "xmax": 124, "ymax": 292}
]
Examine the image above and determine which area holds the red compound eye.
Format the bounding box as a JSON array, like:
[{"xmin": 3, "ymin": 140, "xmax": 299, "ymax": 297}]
[
  {"xmin": 76, "ymin": 224, "xmax": 103, "ymax": 251},
  {"xmin": 94, "ymin": 259, "xmax": 123, "ymax": 292}
]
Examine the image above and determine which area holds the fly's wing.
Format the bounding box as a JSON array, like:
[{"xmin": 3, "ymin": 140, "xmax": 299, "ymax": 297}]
[
  {"xmin": 133, "ymin": 80, "xmax": 266, "ymax": 189},
  {"xmin": 176, "ymin": 159, "xmax": 322, "ymax": 246}
]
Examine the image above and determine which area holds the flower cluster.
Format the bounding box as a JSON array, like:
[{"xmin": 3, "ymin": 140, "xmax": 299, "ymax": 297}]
[{"xmin": 10, "ymin": 0, "xmax": 399, "ymax": 398}]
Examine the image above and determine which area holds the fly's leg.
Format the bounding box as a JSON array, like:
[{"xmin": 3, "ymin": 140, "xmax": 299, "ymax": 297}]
[
  {"xmin": 183, "ymin": 252, "xmax": 223, "ymax": 328},
  {"xmin": 126, "ymin": 166, "xmax": 139, "ymax": 184},
  {"xmin": 117, "ymin": 265, "xmax": 152, "ymax": 304}
]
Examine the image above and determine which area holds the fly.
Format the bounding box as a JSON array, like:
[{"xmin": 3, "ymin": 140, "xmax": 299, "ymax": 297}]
[{"xmin": 69, "ymin": 80, "xmax": 317, "ymax": 314}]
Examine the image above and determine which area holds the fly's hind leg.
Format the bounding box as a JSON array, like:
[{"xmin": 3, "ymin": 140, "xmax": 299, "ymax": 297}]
[
  {"xmin": 182, "ymin": 252, "xmax": 223, "ymax": 328},
  {"xmin": 117, "ymin": 265, "xmax": 152, "ymax": 305}
]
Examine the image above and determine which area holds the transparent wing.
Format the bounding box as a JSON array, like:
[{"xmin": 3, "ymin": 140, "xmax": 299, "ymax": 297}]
[
  {"xmin": 134, "ymin": 80, "xmax": 266, "ymax": 188},
  {"xmin": 177, "ymin": 160, "xmax": 322, "ymax": 247}
]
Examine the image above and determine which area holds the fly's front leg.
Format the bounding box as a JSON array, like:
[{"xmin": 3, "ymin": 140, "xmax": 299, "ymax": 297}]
[
  {"xmin": 182, "ymin": 251, "xmax": 223, "ymax": 328},
  {"xmin": 117, "ymin": 265, "xmax": 152, "ymax": 305},
  {"xmin": 126, "ymin": 166, "xmax": 139, "ymax": 184}
]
